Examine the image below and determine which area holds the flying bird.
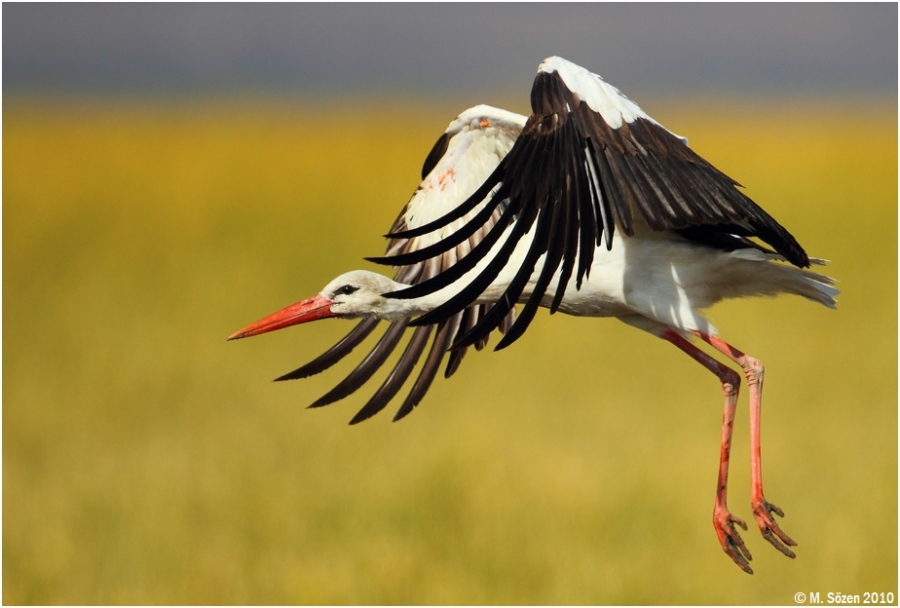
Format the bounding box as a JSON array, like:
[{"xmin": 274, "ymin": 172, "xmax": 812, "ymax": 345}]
[{"xmin": 229, "ymin": 56, "xmax": 837, "ymax": 574}]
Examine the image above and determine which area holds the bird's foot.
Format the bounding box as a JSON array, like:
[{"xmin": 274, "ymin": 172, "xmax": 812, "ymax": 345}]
[
  {"xmin": 713, "ymin": 504, "xmax": 753, "ymax": 574},
  {"xmin": 752, "ymin": 498, "xmax": 797, "ymax": 558}
]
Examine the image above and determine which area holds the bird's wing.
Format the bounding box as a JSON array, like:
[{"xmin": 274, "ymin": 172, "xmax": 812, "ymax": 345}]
[
  {"xmin": 277, "ymin": 106, "xmax": 526, "ymax": 423},
  {"xmin": 372, "ymin": 56, "xmax": 810, "ymax": 351}
]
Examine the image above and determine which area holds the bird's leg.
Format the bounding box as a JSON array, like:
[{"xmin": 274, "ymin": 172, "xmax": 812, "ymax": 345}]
[
  {"xmin": 694, "ymin": 331, "xmax": 797, "ymax": 560},
  {"xmin": 661, "ymin": 330, "xmax": 753, "ymax": 573}
]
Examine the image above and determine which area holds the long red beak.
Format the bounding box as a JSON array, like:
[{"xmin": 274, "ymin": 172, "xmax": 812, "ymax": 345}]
[{"xmin": 227, "ymin": 294, "xmax": 335, "ymax": 340}]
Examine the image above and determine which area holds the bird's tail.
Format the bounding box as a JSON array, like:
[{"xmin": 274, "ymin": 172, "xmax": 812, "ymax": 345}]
[
  {"xmin": 792, "ymin": 258, "xmax": 839, "ymax": 309},
  {"xmin": 728, "ymin": 249, "xmax": 839, "ymax": 309}
]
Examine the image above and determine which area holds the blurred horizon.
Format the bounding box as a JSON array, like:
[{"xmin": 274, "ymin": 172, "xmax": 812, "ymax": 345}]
[{"xmin": 4, "ymin": 3, "xmax": 897, "ymax": 101}]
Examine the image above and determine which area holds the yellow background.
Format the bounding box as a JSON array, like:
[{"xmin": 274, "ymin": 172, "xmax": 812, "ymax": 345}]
[{"xmin": 4, "ymin": 96, "xmax": 896, "ymax": 603}]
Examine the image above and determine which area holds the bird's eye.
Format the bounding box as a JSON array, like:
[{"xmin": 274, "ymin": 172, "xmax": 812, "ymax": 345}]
[{"xmin": 334, "ymin": 285, "xmax": 359, "ymax": 297}]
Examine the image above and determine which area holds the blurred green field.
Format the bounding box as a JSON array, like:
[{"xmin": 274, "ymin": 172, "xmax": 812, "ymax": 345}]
[{"xmin": 3, "ymin": 95, "xmax": 897, "ymax": 604}]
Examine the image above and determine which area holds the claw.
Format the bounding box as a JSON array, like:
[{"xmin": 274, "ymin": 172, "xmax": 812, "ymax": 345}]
[
  {"xmin": 714, "ymin": 506, "xmax": 754, "ymax": 574},
  {"xmin": 753, "ymin": 499, "xmax": 797, "ymax": 558}
]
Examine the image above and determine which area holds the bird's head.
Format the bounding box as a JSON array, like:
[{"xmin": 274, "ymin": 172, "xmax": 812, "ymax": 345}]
[{"xmin": 227, "ymin": 270, "xmax": 409, "ymax": 341}]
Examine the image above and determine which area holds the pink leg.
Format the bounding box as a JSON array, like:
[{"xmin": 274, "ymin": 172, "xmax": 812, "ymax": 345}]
[
  {"xmin": 662, "ymin": 330, "xmax": 753, "ymax": 573},
  {"xmin": 694, "ymin": 331, "xmax": 797, "ymax": 560}
]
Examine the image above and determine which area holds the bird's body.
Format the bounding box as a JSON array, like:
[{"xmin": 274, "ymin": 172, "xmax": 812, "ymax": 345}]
[
  {"xmin": 288, "ymin": 225, "xmax": 835, "ymax": 335},
  {"xmin": 229, "ymin": 56, "xmax": 837, "ymax": 574}
]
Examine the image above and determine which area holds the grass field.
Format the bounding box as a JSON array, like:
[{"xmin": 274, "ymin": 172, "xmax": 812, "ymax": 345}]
[{"xmin": 3, "ymin": 95, "xmax": 897, "ymax": 604}]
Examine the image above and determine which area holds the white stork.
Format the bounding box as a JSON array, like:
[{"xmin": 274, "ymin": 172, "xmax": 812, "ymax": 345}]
[{"xmin": 229, "ymin": 56, "xmax": 837, "ymax": 574}]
